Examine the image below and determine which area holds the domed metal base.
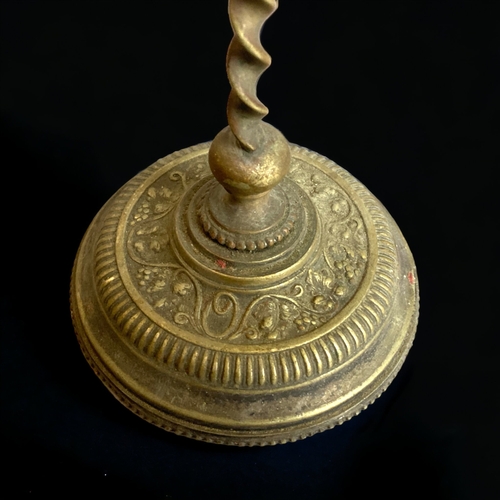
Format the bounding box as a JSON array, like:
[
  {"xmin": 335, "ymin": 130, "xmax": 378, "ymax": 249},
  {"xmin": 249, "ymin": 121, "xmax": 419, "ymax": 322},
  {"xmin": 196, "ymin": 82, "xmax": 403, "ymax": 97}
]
[{"xmin": 70, "ymin": 142, "xmax": 418, "ymax": 446}]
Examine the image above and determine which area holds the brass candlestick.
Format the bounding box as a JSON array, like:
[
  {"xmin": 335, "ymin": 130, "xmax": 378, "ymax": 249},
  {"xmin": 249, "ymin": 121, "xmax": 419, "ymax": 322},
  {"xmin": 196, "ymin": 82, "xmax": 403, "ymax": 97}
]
[{"xmin": 70, "ymin": 0, "xmax": 418, "ymax": 446}]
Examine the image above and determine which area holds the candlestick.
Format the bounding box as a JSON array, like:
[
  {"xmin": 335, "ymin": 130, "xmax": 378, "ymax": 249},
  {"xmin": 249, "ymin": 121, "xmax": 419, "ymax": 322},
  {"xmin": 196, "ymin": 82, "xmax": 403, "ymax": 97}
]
[{"xmin": 70, "ymin": 0, "xmax": 418, "ymax": 446}]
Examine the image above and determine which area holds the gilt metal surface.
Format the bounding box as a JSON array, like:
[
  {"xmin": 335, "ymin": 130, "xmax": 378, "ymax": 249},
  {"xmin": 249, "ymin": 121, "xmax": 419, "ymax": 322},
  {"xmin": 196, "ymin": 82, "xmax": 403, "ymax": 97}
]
[{"xmin": 70, "ymin": 0, "xmax": 419, "ymax": 445}]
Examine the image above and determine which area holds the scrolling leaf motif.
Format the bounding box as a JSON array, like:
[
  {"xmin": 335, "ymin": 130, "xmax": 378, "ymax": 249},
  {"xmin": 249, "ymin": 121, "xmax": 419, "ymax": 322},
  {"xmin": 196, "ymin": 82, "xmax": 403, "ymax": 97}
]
[{"xmin": 127, "ymin": 160, "xmax": 368, "ymax": 344}]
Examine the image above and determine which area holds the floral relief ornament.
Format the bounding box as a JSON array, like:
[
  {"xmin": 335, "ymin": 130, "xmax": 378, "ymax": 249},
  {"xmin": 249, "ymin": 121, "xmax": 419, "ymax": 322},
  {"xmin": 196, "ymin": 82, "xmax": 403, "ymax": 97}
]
[{"xmin": 126, "ymin": 159, "xmax": 367, "ymax": 343}]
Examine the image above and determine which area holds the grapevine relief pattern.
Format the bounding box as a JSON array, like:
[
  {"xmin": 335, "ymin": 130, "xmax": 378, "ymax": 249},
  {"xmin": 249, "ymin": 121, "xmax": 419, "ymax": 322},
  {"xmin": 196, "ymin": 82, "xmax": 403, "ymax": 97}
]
[{"xmin": 126, "ymin": 157, "xmax": 368, "ymax": 344}]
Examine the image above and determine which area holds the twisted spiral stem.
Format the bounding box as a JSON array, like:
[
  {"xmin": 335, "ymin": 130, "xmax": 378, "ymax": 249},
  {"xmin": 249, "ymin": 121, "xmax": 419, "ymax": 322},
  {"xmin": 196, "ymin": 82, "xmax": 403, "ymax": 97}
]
[{"xmin": 227, "ymin": 0, "xmax": 278, "ymax": 152}]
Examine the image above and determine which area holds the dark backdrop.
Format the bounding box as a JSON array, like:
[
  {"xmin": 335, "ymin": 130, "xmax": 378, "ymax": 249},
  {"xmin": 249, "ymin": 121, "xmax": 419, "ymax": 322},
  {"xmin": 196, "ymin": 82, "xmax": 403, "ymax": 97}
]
[{"xmin": 1, "ymin": 1, "xmax": 498, "ymax": 498}]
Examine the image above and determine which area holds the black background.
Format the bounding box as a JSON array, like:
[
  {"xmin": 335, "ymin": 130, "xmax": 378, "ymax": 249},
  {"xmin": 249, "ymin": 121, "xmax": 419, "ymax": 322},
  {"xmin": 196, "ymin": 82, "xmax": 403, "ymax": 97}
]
[{"xmin": 1, "ymin": 1, "xmax": 498, "ymax": 498}]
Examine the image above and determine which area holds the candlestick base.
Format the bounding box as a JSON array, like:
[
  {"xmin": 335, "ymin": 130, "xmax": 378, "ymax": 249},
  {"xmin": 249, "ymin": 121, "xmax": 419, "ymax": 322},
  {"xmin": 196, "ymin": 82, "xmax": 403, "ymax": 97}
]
[{"xmin": 70, "ymin": 142, "xmax": 418, "ymax": 446}]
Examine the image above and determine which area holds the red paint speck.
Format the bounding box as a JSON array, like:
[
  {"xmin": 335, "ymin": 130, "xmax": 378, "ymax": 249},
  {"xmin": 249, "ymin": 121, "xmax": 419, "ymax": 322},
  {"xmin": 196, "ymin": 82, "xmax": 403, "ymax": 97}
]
[
  {"xmin": 407, "ymin": 271, "xmax": 415, "ymax": 285},
  {"xmin": 216, "ymin": 259, "xmax": 227, "ymax": 269}
]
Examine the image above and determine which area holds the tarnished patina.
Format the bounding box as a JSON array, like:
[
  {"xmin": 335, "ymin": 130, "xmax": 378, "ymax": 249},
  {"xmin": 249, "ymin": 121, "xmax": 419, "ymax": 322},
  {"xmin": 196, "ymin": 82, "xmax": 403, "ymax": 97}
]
[{"xmin": 71, "ymin": 0, "xmax": 419, "ymax": 446}]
